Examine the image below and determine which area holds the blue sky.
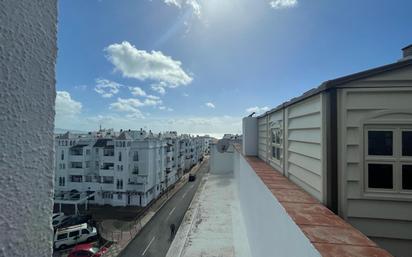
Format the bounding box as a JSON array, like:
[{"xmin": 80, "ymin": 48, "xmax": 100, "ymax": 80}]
[{"xmin": 56, "ymin": 0, "xmax": 412, "ymax": 138}]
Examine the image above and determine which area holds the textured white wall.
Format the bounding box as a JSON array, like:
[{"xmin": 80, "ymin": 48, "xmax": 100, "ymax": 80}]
[{"xmin": 0, "ymin": 0, "xmax": 57, "ymax": 256}]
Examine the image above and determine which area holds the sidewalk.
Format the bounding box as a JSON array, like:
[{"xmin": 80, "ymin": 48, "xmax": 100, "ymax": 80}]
[{"xmin": 101, "ymin": 159, "xmax": 206, "ymax": 257}]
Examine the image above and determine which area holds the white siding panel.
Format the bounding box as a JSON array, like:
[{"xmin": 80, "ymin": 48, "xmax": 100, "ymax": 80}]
[
  {"xmin": 338, "ymin": 84, "xmax": 412, "ymax": 256},
  {"xmin": 285, "ymin": 94, "xmax": 324, "ymax": 203},
  {"xmin": 288, "ymin": 152, "xmax": 322, "ymax": 176},
  {"xmin": 347, "ymin": 199, "xmax": 412, "ymax": 221},
  {"xmin": 289, "ymin": 173, "xmax": 322, "ymax": 201},
  {"xmin": 288, "ymin": 114, "xmax": 322, "ymax": 130},
  {"xmin": 287, "ymin": 95, "xmax": 321, "ymax": 118},
  {"xmin": 288, "ymin": 141, "xmax": 322, "ymax": 160},
  {"xmin": 288, "ymin": 163, "xmax": 322, "ymax": 190},
  {"xmin": 348, "ymin": 217, "xmax": 412, "ymax": 240},
  {"xmin": 288, "ymin": 128, "xmax": 321, "ymax": 144}
]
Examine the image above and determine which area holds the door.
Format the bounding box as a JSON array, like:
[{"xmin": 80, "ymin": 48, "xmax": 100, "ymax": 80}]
[{"xmin": 69, "ymin": 230, "xmax": 81, "ymax": 245}]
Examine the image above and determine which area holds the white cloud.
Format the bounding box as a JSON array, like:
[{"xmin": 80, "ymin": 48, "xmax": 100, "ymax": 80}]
[
  {"xmin": 164, "ymin": 0, "xmax": 201, "ymax": 18},
  {"xmin": 182, "ymin": 92, "xmax": 189, "ymax": 97},
  {"xmin": 55, "ymin": 91, "xmax": 83, "ymax": 129},
  {"xmin": 269, "ymin": 0, "xmax": 298, "ymax": 9},
  {"xmin": 129, "ymin": 86, "xmax": 161, "ymax": 100},
  {"xmin": 110, "ymin": 98, "xmax": 144, "ymax": 113},
  {"xmin": 105, "ymin": 41, "xmax": 193, "ymax": 87},
  {"xmin": 94, "ymin": 79, "xmax": 122, "ymax": 98},
  {"xmin": 143, "ymin": 98, "xmax": 163, "ymax": 106},
  {"xmin": 151, "ymin": 83, "xmax": 167, "ymax": 95},
  {"xmin": 205, "ymin": 102, "xmax": 215, "ymax": 109},
  {"xmin": 129, "ymin": 86, "xmax": 147, "ymax": 97},
  {"xmin": 245, "ymin": 106, "xmax": 270, "ymax": 115},
  {"xmin": 55, "ymin": 91, "xmax": 82, "ymax": 117}
]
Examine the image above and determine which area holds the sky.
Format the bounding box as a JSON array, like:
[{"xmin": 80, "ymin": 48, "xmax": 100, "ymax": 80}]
[{"xmin": 56, "ymin": 0, "xmax": 412, "ymax": 138}]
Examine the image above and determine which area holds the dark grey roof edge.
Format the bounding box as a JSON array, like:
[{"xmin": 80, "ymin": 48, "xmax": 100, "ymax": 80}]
[
  {"xmin": 402, "ymin": 43, "xmax": 412, "ymax": 50},
  {"xmin": 256, "ymin": 58, "xmax": 412, "ymax": 119}
]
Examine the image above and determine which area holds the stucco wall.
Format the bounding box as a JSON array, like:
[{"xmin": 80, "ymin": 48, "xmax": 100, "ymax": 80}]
[{"xmin": 0, "ymin": 0, "xmax": 57, "ymax": 256}]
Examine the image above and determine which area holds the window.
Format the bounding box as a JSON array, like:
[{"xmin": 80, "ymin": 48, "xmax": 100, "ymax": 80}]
[
  {"xmin": 86, "ymin": 149, "xmax": 91, "ymax": 155},
  {"xmin": 81, "ymin": 229, "xmax": 90, "ymax": 235},
  {"xmin": 368, "ymin": 131, "xmax": 393, "ymax": 156},
  {"xmin": 402, "ymin": 165, "xmax": 412, "ymax": 190},
  {"xmin": 69, "ymin": 231, "xmax": 79, "ymax": 237},
  {"xmin": 365, "ymin": 127, "xmax": 412, "ymax": 193},
  {"xmin": 57, "ymin": 233, "xmax": 68, "ymax": 240},
  {"xmin": 270, "ymin": 123, "xmax": 282, "ymax": 162},
  {"xmin": 102, "ymin": 176, "xmax": 114, "ymax": 184},
  {"xmin": 85, "ymin": 161, "xmax": 90, "ymax": 168},
  {"xmin": 117, "ymin": 194, "xmax": 122, "ymax": 200},
  {"xmin": 71, "ymin": 162, "xmax": 83, "ymax": 169},
  {"xmin": 58, "ymin": 177, "xmax": 65, "ymax": 186},
  {"xmin": 402, "ymin": 131, "xmax": 412, "ymax": 156},
  {"xmin": 118, "ymin": 151, "xmax": 122, "ymax": 162},
  {"xmin": 70, "ymin": 175, "xmax": 82, "ymax": 183},
  {"xmin": 367, "ymin": 164, "xmax": 393, "ymax": 189},
  {"xmin": 61, "ymin": 150, "xmax": 64, "ymax": 160},
  {"xmin": 116, "ymin": 179, "xmax": 123, "ymax": 189},
  {"xmin": 85, "ymin": 176, "xmax": 92, "ymax": 182},
  {"xmin": 133, "ymin": 165, "xmax": 139, "ymax": 174},
  {"xmin": 133, "ymin": 151, "xmax": 139, "ymax": 161}
]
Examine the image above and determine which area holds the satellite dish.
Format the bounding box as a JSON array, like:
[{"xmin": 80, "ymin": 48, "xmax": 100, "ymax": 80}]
[{"xmin": 217, "ymin": 138, "xmax": 230, "ymax": 153}]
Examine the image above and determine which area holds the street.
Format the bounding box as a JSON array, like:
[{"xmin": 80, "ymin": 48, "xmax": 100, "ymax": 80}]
[{"xmin": 118, "ymin": 159, "xmax": 209, "ymax": 257}]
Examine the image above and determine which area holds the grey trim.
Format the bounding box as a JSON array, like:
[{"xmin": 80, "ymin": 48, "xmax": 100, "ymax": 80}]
[
  {"xmin": 256, "ymin": 58, "xmax": 412, "ymax": 119},
  {"xmin": 326, "ymin": 89, "xmax": 338, "ymax": 214}
]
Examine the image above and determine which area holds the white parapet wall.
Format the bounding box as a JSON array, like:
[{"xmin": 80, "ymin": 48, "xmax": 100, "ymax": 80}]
[
  {"xmin": 210, "ymin": 144, "xmax": 234, "ymax": 174},
  {"xmin": 233, "ymin": 150, "xmax": 321, "ymax": 257},
  {"xmin": 242, "ymin": 117, "xmax": 258, "ymax": 156}
]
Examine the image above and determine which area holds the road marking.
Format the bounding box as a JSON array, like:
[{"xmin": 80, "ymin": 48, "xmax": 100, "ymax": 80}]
[
  {"xmin": 142, "ymin": 236, "xmax": 155, "ymax": 256},
  {"xmin": 168, "ymin": 207, "xmax": 176, "ymax": 217},
  {"xmin": 190, "ymin": 185, "xmax": 194, "ymax": 189},
  {"xmin": 182, "ymin": 191, "xmax": 188, "ymax": 199}
]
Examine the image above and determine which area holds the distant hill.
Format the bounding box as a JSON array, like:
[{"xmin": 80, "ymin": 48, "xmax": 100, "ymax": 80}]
[{"xmin": 54, "ymin": 128, "xmax": 86, "ymax": 134}]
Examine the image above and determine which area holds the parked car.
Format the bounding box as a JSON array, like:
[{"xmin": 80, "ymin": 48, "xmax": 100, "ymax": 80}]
[
  {"xmin": 189, "ymin": 174, "xmax": 196, "ymax": 182},
  {"xmin": 57, "ymin": 214, "xmax": 92, "ymax": 229},
  {"xmin": 68, "ymin": 243, "xmax": 108, "ymax": 257},
  {"xmin": 53, "ymin": 223, "xmax": 98, "ymax": 250},
  {"xmin": 52, "ymin": 212, "xmax": 68, "ymax": 228}
]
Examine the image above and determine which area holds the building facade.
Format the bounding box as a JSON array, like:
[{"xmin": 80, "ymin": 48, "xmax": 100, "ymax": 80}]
[
  {"xmin": 54, "ymin": 130, "xmax": 210, "ymax": 207},
  {"xmin": 251, "ymin": 46, "xmax": 412, "ymax": 257}
]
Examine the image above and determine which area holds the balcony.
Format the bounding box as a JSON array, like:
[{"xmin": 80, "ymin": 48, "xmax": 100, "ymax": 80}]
[{"xmin": 166, "ymin": 144, "xmax": 392, "ymax": 257}]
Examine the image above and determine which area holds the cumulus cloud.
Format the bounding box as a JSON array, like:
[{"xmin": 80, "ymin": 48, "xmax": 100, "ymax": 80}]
[
  {"xmin": 164, "ymin": 0, "xmax": 201, "ymax": 17},
  {"xmin": 55, "ymin": 91, "xmax": 82, "ymax": 117},
  {"xmin": 105, "ymin": 41, "xmax": 193, "ymax": 88},
  {"xmin": 245, "ymin": 106, "xmax": 270, "ymax": 115},
  {"xmin": 269, "ymin": 0, "xmax": 298, "ymax": 9},
  {"xmin": 205, "ymin": 102, "xmax": 215, "ymax": 109},
  {"xmin": 151, "ymin": 82, "xmax": 167, "ymax": 95},
  {"xmin": 129, "ymin": 86, "xmax": 161, "ymax": 100},
  {"xmin": 94, "ymin": 79, "xmax": 122, "ymax": 98},
  {"xmin": 110, "ymin": 96, "xmax": 163, "ymax": 118}
]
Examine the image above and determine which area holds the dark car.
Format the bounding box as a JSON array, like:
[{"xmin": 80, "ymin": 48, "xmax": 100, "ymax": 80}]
[
  {"xmin": 189, "ymin": 174, "xmax": 196, "ymax": 182},
  {"xmin": 57, "ymin": 214, "xmax": 92, "ymax": 229}
]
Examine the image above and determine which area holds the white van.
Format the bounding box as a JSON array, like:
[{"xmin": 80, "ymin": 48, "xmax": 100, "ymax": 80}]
[{"xmin": 53, "ymin": 223, "xmax": 98, "ymax": 250}]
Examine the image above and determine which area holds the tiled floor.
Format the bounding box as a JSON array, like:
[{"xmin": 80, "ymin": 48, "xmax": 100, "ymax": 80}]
[{"xmin": 241, "ymin": 153, "xmax": 393, "ymax": 257}]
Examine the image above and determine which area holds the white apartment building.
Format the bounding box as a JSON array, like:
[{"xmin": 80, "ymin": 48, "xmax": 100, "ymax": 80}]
[{"xmin": 54, "ymin": 129, "xmax": 210, "ymax": 207}]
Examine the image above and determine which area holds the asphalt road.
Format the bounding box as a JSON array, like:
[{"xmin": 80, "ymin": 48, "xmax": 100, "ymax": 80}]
[{"xmin": 118, "ymin": 159, "xmax": 209, "ymax": 257}]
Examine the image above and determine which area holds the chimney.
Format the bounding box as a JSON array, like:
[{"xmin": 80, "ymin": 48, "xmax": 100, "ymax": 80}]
[{"xmin": 401, "ymin": 44, "xmax": 412, "ymax": 60}]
